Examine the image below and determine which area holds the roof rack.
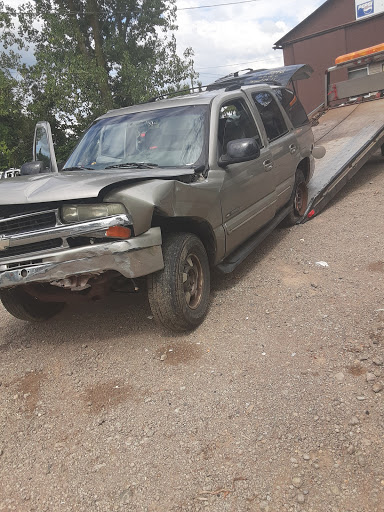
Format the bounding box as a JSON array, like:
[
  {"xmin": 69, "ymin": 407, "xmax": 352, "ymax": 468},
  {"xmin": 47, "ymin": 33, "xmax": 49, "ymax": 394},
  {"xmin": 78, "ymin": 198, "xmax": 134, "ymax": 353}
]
[
  {"xmin": 135, "ymin": 64, "xmax": 313, "ymax": 105},
  {"xmin": 139, "ymin": 85, "xmax": 205, "ymax": 105}
]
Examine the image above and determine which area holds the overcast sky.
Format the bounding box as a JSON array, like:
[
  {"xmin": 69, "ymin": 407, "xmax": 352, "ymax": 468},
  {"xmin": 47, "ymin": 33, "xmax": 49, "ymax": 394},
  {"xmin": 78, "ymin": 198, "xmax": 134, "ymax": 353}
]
[
  {"xmin": 175, "ymin": 0, "xmax": 326, "ymax": 84},
  {"xmin": 5, "ymin": 0, "xmax": 326, "ymax": 83}
]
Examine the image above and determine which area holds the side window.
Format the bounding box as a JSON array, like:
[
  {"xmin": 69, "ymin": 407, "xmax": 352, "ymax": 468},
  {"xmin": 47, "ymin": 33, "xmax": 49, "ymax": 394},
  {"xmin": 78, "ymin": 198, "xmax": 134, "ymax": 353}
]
[
  {"xmin": 274, "ymin": 88, "xmax": 309, "ymax": 128},
  {"xmin": 218, "ymin": 99, "xmax": 262, "ymax": 157},
  {"xmin": 252, "ymin": 91, "xmax": 289, "ymax": 142}
]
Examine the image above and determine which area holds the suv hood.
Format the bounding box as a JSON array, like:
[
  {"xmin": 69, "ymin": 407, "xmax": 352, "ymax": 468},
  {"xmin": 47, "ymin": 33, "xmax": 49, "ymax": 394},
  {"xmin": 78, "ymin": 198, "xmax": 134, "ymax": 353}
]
[{"xmin": 0, "ymin": 168, "xmax": 195, "ymax": 205}]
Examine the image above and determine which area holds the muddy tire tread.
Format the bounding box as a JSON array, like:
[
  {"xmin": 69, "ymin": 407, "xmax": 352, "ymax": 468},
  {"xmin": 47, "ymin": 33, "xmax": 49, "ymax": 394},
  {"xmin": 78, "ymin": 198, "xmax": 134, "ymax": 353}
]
[
  {"xmin": 147, "ymin": 232, "xmax": 210, "ymax": 332},
  {"xmin": 283, "ymin": 169, "xmax": 308, "ymax": 226}
]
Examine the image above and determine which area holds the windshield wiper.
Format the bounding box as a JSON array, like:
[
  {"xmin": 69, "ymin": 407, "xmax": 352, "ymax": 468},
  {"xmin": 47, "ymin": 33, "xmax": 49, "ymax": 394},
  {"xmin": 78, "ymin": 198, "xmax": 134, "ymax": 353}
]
[
  {"xmin": 105, "ymin": 162, "xmax": 159, "ymax": 170},
  {"xmin": 62, "ymin": 166, "xmax": 94, "ymax": 171}
]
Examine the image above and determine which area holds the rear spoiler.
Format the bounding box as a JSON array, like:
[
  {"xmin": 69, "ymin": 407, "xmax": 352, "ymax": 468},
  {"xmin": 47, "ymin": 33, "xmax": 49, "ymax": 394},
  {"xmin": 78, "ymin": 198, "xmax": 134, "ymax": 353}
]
[{"xmin": 207, "ymin": 64, "xmax": 314, "ymax": 91}]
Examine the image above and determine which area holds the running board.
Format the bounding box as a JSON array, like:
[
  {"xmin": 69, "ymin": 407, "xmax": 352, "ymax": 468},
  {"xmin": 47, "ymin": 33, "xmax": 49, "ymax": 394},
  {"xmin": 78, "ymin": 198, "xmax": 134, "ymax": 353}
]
[{"xmin": 217, "ymin": 204, "xmax": 292, "ymax": 274}]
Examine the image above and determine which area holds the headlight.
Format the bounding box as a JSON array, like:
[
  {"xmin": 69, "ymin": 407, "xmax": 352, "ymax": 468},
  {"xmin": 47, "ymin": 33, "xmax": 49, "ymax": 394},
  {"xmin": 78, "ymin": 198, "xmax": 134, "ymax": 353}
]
[{"xmin": 61, "ymin": 203, "xmax": 127, "ymax": 223}]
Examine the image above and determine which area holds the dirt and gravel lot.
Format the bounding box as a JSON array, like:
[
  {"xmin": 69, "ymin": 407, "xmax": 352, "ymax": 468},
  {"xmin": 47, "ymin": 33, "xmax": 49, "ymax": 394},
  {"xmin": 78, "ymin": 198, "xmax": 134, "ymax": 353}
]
[{"xmin": 0, "ymin": 153, "xmax": 383, "ymax": 512}]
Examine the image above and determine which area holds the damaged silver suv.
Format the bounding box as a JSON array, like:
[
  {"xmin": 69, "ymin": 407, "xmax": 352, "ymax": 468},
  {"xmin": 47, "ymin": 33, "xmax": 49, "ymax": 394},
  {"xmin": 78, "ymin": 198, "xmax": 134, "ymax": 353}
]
[{"xmin": 0, "ymin": 65, "xmax": 319, "ymax": 331}]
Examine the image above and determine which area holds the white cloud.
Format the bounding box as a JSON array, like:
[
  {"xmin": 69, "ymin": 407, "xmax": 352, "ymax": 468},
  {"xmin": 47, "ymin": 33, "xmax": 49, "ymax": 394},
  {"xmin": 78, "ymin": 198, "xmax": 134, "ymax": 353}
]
[
  {"xmin": 260, "ymin": 20, "xmax": 286, "ymax": 34},
  {"xmin": 174, "ymin": 0, "xmax": 326, "ymax": 83}
]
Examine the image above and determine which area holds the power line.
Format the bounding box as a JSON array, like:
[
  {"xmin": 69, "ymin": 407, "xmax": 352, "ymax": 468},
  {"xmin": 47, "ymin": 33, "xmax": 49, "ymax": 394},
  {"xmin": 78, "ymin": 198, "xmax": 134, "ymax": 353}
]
[
  {"xmin": 0, "ymin": 0, "xmax": 262, "ymax": 15},
  {"xmin": 195, "ymin": 56, "xmax": 281, "ymax": 70},
  {"xmin": 178, "ymin": 0, "xmax": 261, "ymax": 10}
]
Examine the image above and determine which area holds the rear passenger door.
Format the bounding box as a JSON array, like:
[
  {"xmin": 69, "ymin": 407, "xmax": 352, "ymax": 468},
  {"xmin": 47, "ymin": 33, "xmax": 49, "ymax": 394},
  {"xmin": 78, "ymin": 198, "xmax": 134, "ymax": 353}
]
[
  {"xmin": 246, "ymin": 90, "xmax": 301, "ymax": 211},
  {"xmin": 218, "ymin": 97, "xmax": 276, "ymax": 254}
]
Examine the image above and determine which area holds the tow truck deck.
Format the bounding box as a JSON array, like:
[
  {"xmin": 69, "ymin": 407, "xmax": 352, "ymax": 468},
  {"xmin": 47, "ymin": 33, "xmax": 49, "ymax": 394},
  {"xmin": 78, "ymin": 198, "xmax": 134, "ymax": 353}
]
[
  {"xmin": 302, "ymin": 43, "xmax": 384, "ymax": 221},
  {"xmin": 305, "ymin": 99, "xmax": 384, "ymax": 220}
]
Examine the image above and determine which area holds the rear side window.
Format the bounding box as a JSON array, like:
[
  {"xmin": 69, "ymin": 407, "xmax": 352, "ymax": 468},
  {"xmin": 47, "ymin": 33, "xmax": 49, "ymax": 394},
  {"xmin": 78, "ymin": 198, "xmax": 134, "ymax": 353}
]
[
  {"xmin": 252, "ymin": 92, "xmax": 288, "ymax": 142},
  {"xmin": 275, "ymin": 88, "xmax": 309, "ymax": 128}
]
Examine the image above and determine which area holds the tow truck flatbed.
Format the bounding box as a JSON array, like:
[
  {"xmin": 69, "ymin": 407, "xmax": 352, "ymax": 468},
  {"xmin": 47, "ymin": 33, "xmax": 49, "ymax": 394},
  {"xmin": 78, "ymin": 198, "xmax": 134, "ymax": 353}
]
[
  {"xmin": 302, "ymin": 45, "xmax": 384, "ymax": 221},
  {"xmin": 304, "ymin": 100, "xmax": 384, "ymax": 220}
]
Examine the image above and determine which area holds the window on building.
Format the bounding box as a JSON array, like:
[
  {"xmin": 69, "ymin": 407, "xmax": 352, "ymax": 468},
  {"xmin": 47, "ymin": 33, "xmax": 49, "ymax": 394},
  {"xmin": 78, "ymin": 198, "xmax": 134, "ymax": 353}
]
[{"xmin": 348, "ymin": 67, "xmax": 368, "ymax": 80}]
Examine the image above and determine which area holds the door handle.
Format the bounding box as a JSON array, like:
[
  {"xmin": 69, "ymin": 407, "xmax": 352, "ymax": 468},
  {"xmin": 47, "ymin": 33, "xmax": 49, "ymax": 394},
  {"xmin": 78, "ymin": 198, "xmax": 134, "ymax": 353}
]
[
  {"xmin": 289, "ymin": 144, "xmax": 297, "ymax": 154},
  {"xmin": 263, "ymin": 159, "xmax": 274, "ymax": 171}
]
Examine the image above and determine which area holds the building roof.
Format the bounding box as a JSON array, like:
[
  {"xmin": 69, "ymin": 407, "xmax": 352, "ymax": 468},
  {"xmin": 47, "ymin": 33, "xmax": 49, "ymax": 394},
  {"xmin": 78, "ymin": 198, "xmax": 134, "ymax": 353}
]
[{"xmin": 274, "ymin": 0, "xmax": 335, "ymax": 48}]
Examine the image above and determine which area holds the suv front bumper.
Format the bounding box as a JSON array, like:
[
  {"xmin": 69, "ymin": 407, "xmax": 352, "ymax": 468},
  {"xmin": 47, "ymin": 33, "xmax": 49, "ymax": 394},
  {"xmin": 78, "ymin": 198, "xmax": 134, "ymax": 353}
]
[{"xmin": 0, "ymin": 227, "xmax": 163, "ymax": 289}]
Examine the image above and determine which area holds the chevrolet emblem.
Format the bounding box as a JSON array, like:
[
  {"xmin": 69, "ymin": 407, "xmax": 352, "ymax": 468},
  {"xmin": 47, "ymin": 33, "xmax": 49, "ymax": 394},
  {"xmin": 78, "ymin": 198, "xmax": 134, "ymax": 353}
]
[{"xmin": 0, "ymin": 236, "xmax": 10, "ymax": 251}]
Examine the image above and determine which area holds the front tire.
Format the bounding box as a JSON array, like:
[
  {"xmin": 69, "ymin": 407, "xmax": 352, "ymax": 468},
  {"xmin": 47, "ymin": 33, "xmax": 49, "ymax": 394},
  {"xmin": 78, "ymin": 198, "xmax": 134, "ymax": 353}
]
[
  {"xmin": 0, "ymin": 286, "xmax": 65, "ymax": 321},
  {"xmin": 147, "ymin": 233, "xmax": 210, "ymax": 332},
  {"xmin": 284, "ymin": 169, "xmax": 308, "ymax": 226}
]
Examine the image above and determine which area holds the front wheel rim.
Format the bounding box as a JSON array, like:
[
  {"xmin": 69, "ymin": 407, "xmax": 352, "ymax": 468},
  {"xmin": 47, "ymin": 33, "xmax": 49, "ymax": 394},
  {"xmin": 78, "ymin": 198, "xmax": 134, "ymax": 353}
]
[{"xmin": 182, "ymin": 254, "xmax": 204, "ymax": 309}]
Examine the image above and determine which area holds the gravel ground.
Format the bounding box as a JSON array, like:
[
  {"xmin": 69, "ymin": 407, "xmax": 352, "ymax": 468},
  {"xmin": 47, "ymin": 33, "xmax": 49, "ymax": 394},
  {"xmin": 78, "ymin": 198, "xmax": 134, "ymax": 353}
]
[{"xmin": 0, "ymin": 153, "xmax": 383, "ymax": 512}]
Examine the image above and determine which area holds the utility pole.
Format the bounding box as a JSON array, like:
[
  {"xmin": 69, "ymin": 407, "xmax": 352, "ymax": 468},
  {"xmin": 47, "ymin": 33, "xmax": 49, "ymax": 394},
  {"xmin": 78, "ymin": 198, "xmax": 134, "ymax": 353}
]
[{"xmin": 190, "ymin": 58, "xmax": 194, "ymax": 92}]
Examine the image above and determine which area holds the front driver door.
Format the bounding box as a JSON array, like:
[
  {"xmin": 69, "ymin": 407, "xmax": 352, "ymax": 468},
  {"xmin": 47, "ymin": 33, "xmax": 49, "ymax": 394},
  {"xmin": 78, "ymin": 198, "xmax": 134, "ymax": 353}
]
[
  {"xmin": 33, "ymin": 121, "xmax": 58, "ymax": 173},
  {"xmin": 218, "ymin": 97, "xmax": 277, "ymax": 254},
  {"xmin": 248, "ymin": 90, "xmax": 301, "ymax": 211}
]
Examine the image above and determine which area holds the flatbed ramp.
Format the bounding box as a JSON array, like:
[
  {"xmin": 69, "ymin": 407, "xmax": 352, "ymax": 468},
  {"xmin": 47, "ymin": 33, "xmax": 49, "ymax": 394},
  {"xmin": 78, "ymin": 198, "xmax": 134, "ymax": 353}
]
[{"xmin": 303, "ymin": 99, "xmax": 384, "ymax": 221}]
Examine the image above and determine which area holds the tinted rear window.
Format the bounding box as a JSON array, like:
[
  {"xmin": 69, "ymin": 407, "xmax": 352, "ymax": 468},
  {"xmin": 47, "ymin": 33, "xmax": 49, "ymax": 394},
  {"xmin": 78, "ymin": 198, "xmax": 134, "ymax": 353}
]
[
  {"xmin": 275, "ymin": 88, "xmax": 309, "ymax": 128},
  {"xmin": 252, "ymin": 91, "xmax": 288, "ymax": 142}
]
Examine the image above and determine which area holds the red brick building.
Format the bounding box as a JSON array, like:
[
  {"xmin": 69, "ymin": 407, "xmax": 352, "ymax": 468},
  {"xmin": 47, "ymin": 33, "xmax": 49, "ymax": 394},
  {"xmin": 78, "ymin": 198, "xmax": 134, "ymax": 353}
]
[{"xmin": 274, "ymin": 0, "xmax": 384, "ymax": 112}]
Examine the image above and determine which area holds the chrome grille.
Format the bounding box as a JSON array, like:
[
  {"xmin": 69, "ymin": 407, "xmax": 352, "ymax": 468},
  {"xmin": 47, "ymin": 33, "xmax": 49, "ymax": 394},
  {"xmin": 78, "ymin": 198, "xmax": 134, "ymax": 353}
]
[
  {"xmin": 0, "ymin": 206, "xmax": 62, "ymax": 261},
  {"xmin": 0, "ymin": 211, "xmax": 57, "ymax": 236},
  {"xmin": 0, "ymin": 202, "xmax": 61, "ymax": 219}
]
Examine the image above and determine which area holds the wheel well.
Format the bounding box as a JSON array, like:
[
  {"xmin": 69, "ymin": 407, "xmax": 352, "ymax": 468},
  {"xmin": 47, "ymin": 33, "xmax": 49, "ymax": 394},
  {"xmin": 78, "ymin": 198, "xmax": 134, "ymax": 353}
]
[
  {"xmin": 297, "ymin": 157, "xmax": 310, "ymax": 183},
  {"xmin": 152, "ymin": 215, "xmax": 216, "ymax": 265}
]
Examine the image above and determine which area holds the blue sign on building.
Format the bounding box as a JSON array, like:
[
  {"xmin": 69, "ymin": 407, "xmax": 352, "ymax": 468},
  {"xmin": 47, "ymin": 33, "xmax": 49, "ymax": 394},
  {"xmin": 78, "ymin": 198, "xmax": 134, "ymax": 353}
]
[{"xmin": 356, "ymin": 0, "xmax": 375, "ymax": 18}]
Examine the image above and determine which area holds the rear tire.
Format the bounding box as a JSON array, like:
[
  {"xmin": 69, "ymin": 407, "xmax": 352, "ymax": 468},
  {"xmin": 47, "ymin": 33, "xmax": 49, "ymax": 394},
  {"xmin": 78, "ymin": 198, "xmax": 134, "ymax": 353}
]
[
  {"xmin": 283, "ymin": 170, "xmax": 308, "ymax": 226},
  {"xmin": 147, "ymin": 233, "xmax": 210, "ymax": 332},
  {"xmin": 0, "ymin": 286, "xmax": 65, "ymax": 321}
]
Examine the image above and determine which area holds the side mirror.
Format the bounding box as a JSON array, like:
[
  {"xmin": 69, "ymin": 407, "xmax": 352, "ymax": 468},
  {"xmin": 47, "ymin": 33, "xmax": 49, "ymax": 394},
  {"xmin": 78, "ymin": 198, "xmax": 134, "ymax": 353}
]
[
  {"xmin": 20, "ymin": 161, "xmax": 46, "ymax": 175},
  {"xmin": 218, "ymin": 138, "xmax": 261, "ymax": 167}
]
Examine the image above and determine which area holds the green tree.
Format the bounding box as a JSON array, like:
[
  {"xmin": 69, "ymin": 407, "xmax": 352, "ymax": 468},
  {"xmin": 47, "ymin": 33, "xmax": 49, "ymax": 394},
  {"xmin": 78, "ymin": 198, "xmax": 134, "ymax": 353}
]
[
  {"xmin": 0, "ymin": 70, "xmax": 34, "ymax": 170},
  {"xmin": 0, "ymin": 0, "xmax": 197, "ymax": 161}
]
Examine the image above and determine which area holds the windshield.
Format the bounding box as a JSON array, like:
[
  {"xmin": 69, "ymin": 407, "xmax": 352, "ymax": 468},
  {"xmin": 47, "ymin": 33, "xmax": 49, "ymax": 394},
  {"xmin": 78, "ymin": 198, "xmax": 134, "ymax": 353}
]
[{"xmin": 63, "ymin": 105, "xmax": 209, "ymax": 171}]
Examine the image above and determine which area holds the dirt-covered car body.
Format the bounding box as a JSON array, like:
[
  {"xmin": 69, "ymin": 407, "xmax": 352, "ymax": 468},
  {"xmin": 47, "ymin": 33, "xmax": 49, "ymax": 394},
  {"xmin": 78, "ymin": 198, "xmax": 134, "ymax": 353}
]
[{"xmin": 0, "ymin": 66, "xmax": 316, "ymax": 330}]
